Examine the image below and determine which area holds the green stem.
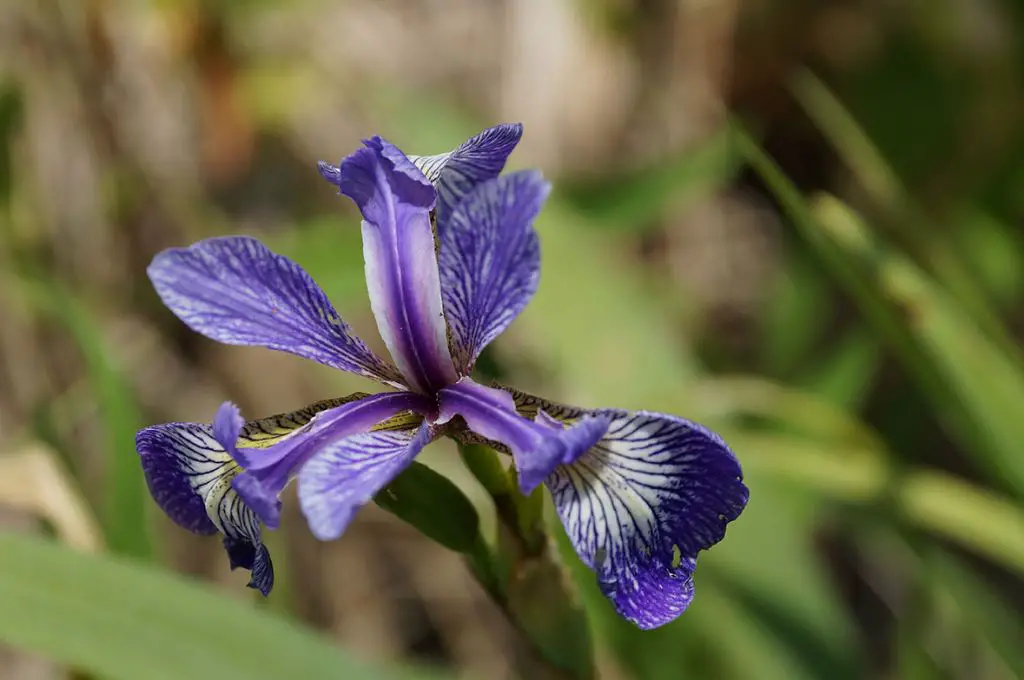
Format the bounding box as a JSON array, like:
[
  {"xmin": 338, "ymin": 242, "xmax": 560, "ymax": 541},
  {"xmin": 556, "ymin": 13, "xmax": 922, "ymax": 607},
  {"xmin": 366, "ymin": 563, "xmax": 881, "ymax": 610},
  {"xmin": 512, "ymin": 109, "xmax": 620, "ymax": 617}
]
[{"xmin": 458, "ymin": 443, "xmax": 595, "ymax": 680}]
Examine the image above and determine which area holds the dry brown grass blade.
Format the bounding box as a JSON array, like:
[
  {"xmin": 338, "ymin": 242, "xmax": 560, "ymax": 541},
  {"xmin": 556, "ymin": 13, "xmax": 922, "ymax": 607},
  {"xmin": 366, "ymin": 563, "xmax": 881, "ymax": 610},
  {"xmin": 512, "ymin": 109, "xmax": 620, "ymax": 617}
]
[{"xmin": 0, "ymin": 444, "xmax": 104, "ymax": 553}]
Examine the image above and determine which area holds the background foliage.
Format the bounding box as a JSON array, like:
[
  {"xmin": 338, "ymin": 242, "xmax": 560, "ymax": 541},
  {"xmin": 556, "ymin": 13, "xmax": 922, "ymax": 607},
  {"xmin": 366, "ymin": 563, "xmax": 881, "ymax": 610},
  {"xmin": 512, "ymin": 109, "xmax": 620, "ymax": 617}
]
[{"xmin": 0, "ymin": 1, "xmax": 1022, "ymax": 679}]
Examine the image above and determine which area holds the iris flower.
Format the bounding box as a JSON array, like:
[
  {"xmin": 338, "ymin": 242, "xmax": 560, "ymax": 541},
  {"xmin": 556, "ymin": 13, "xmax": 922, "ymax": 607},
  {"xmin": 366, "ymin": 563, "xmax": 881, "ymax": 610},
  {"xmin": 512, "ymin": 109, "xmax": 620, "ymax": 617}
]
[{"xmin": 136, "ymin": 124, "xmax": 748, "ymax": 629}]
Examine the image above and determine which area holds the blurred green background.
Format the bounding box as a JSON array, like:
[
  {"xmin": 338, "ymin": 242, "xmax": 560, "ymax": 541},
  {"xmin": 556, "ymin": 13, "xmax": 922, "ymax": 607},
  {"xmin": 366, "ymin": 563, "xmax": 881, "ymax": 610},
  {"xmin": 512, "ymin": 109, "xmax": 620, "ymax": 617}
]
[{"xmin": 1, "ymin": 0, "xmax": 1023, "ymax": 679}]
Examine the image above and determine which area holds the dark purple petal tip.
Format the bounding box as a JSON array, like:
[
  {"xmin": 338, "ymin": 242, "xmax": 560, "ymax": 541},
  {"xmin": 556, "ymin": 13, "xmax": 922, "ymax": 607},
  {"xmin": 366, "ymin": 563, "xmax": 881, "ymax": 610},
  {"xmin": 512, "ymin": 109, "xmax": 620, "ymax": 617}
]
[
  {"xmin": 135, "ymin": 417, "xmax": 276, "ymax": 596},
  {"xmin": 223, "ymin": 536, "xmax": 275, "ymax": 596},
  {"xmin": 338, "ymin": 137, "xmax": 435, "ymax": 213},
  {"xmin": 600, "ymin": 556, "xmax": 697, "ymax": 630},
  {"xmin": 545, "ymin": 408, "xmax": 747, "ymax": 628},
  {"xmin": 136, "ymin": 424, "xmax": 218, "ymax": 536}
]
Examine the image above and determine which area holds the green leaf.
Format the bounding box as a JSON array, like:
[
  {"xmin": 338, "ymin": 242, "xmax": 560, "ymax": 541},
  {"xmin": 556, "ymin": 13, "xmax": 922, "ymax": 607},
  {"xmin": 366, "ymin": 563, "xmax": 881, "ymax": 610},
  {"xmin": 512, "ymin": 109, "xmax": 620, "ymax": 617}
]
[
  {"xmin": 0, "ymin": 533, "xmax": 444, "ymax": 680},
  {"xmin": 686, "ymin": 375, "xmax": 883, "ymax": 450},
  {"xmin": 700, "ymin": 474, "xmax": 861, "ymax": 680},
  {"xmin": 551, "ymin": 464, "xmax": 861, "ymax": 680},
  {"xmin": 557, "ymin": 126, "xmax": 742, "ymax": 231},
  {"xmin": 732, "ymin": 120, "xmax": 951, "ymax": 413},
  {"xmin": 951, "ymin": 211, "xmax": 1023, "ymax": 308},
  {"xmin": 795, "ymin": 328, "xmax": 880, "ymax": 409},
  {"xmin": 896, "ymin": 469, "xmax": 1024, "ymax": 578},
  {"xmin": 503, "ymin": 535, "xmax": 595, "ymax": 680},
  {"xmin": 728, "ymin": 432, "xmax": 1024, "ymax": 577},
  {"xmin": 0, "ymin": 80, "xmax": 21, "ymax": 205},
  {"xmin": 734, "ymin": 122, "xmax": 1024, "ymax": 498},
  {"xmin": 759, "ymin": 255, "xmax": 831, "ymax": 376},
  {"xmin": 810, "ymin": 196, "xmax": 1024, "ymax": 496},
  {"xmin": 789, "ymin": 70, "xmax": 1012, "ymax": 350},
  {"xmin": 516, "ymin": 198, "xmax": 699, "ymax": 409},
  {"xmin": 926, "ymin": 551, "xmax": 1024, "ymax": 677},
  {"xmin": 374, "ymin": 461, "xmax": 482, "ymax": 555},
  {"xmin": 458, "ymin": 443, "xmax": 512, "ymax": 497},
  {"xmin": 21, "ymin": 278, "xmax": 151, "ymax": 559}
]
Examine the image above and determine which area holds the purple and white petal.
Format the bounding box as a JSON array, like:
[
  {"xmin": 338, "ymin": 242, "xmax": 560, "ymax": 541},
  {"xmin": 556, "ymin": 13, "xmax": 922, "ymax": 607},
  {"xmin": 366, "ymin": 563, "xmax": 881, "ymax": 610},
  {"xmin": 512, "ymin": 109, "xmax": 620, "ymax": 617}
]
[
  {"xmin": 136, "ymin": 419, "xmax": 274, "ymax": 595},
  {"xmin": 223, "ymin": 391, "xmax": 433, "ymax": 530},
  {"xmin": 407, "ymin": 123, "xmax": 523, "ymax": 230},
  {"xmin": 204, "ymin": 462, "xmax": 274, "ymax": 596},
  {"xmin": 334, "ymin": 137, "xmax": 458, "ymax": 394},
  {"xmin": 503, "ymin": 387, "xmax": 748, "ymax": 629},
  {"xmin": 298, "ymin": 422, "xmax": 435, "ymax": 540},
  {"xmin": 439, "ymin": 171, "xmax": 549, "ymax": 372},
  {"xmin": 148, "ymin": 236, "xmax": 405, "ymax": 387},
  {"xmin": 602, "ymin": 556, "xmax": 696, "ymax": 630},
  {"xmin": 137, "ymin": 423, "xmax": 222, "ymax": 535},
  {"xmin": 136, "ymin": 396, "xmax": 395, "ymax": 594},
  {"xmin": 436, "ymin": 378, "xmax": 609, "ymax": 493}
]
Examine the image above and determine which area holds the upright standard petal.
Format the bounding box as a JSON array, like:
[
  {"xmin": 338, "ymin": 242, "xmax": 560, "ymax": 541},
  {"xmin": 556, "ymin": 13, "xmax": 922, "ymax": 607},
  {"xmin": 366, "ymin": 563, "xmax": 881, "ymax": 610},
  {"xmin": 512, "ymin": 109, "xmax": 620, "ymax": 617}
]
[
  {"xmin": 439, "ymin": 171, "xmax": 548, "ymax": 372},
  {"xmin": 437, "ymin": 378, "xmax": 609, "ymax": 492},
  {"xmin": 298, "ymin": 422, "xmax": 435, "ymax": 540},
  {"xmin": 148, "ymin": 236, "xmax": 405, "ymax": 388},
  {"xmin": 406, "ymin": 123, "xmax": 523, "ymax": 230},
  {"xmin": 334, "ymin": 137, "xmax": 458, "ymax": 394},
  {"xmin": 223, "ymin": 391, "xmax": 433, "ymax": 530},
  {"xmin": 137, "ymin": 418, "xmax": 273, "ymax": 595},
  {"xmin": 504, "ymin": 388, "xmax": 749, "ymax": 629}
]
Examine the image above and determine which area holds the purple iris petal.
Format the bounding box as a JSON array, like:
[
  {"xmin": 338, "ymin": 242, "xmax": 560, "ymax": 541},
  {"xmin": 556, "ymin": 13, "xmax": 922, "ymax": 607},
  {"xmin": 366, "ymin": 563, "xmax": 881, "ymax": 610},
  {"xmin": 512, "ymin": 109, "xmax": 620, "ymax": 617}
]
[
  {"xmin": 543, "ymin": 408, "xmax": 748, "ymax": 629},
  {"xmin": 601, "ymin": 556, "xmax": 696, "ymax": 630},
  {"xmin": 136, "ymin": 423, "xmax": 221, "ymax": 536},
  {"xmin": 298, "ymin": 422, "xmax": 435, "ymax": 540},
  {"xmin": 148, "ymin": 236, "xmax": 405, "ymax": 388},
  {"xmin": 332, "ymin": 137, "xmax": 458, "ymax": 394},
  {"xmin": 223, "ymin": 535, "xmax": 274, "ymax": 597},
  {"xmin": 135, "ymin": 417, "xmax": 274, "ymax": 595},
  {"xmin": 407, "ymin": 123, "xmax": 523, "ymax": 230},
  {"xmin": 437, "ymin": 378, "xmax": 609, "ymax": 493},
  {"xmin": 220, "ymin": 391, "xmax": 431, "ymax": 530},
  {"xmin": 439, "ymin": 171, "xmax": 548, "ymax": 373}
]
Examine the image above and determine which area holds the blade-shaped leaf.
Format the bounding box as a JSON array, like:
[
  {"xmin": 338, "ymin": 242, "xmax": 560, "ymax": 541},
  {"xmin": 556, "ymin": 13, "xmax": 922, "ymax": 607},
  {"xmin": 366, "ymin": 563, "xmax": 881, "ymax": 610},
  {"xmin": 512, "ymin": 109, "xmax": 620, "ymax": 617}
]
[
  {"xmin": 0, "ymin": 533, "xmax": 445, "ymax": 680},
  {"xmin": 789, "ymin": 70, "xmax": 1011, "ymax": 349},
  {"xmin": 374, "ymin": 460, "xmax": 482, "ymax": 555},
  {"xmin": 811, "ymin": 195, "xmax": 1024, "ymax": 496},
  {"xmin": 734, "ymin": 122, "xmax": 1024, "ymax": 498},
  {"xmin": 21, "ymin": 277, "xmax": 151, "ymax": 559}
]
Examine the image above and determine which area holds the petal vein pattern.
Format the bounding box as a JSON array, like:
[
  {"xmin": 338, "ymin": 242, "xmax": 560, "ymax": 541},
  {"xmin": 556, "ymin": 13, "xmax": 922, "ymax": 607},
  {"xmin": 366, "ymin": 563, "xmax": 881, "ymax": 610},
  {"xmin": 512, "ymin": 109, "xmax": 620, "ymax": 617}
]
[
  {"xmin": 439, "ymin": 171, "xmax": 548, "ymax": 372},
  {"xmin": 437, "ymin": 378, "xmax": 609, "ymax": 493},
  {"xmin": 408, "ymin": 123, "xmax": 523, "ymax": 230},
  {"xmin": 137, "ymin": 421, "xmax": 272, "ymax": 594},
  {"xmin": 136, "ymin": 397, "xmax": 365, "ymax": 595},
  {"xmin": 298, "ymin": 422, "xmax": 434, "ymax": 541},
  {"xmin": 148, "ymin": 236, "xmax": 404, "ymax": 387},
  {"xmin": 504, "ymin": 387, "xmax": 748, "ymax": 628},
  {"xmin": 225, "ymin": 392, "xmax": 430, "ymax": 530},
  {"xmin": 337, "ymin": 138, "xmax": 458, "ymax": 393}
]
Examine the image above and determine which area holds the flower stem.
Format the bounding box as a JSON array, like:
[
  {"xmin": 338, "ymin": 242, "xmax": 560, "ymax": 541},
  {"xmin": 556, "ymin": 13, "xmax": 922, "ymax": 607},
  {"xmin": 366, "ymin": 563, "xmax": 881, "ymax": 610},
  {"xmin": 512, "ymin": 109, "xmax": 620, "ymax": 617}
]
[{"xmin": 458, "ymin": 443, "xmax": 595, "ymax": 680}]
